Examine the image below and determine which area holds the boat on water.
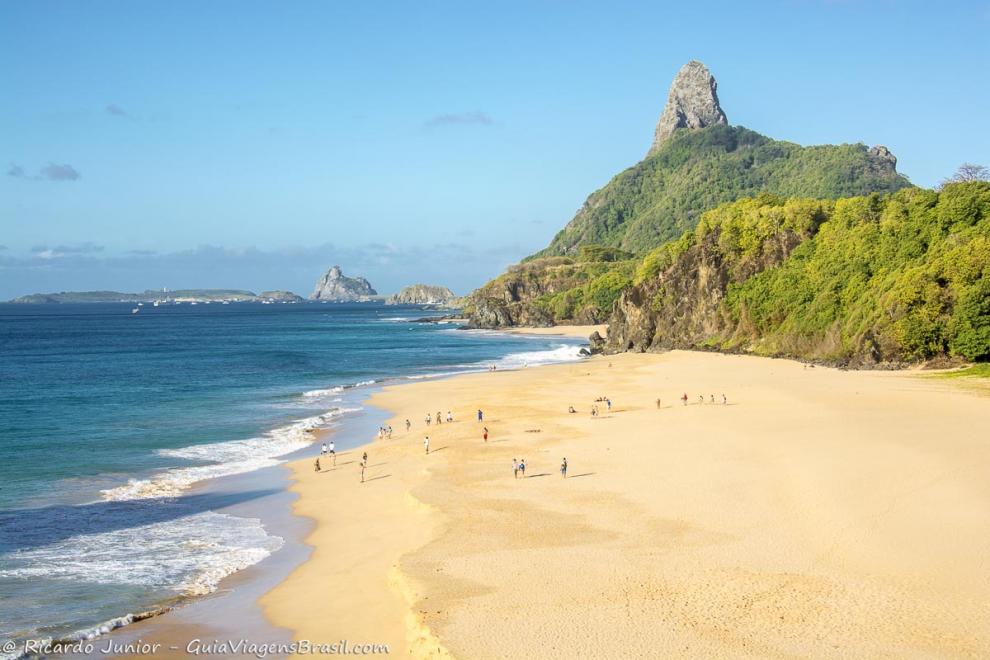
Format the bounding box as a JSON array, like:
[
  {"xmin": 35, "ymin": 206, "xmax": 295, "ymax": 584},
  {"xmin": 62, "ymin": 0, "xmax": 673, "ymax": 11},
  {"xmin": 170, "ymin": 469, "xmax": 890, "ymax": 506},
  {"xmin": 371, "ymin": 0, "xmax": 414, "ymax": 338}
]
[{"xmin": 131, "ymin": 307, "xmax": 140, "ymax": 314}]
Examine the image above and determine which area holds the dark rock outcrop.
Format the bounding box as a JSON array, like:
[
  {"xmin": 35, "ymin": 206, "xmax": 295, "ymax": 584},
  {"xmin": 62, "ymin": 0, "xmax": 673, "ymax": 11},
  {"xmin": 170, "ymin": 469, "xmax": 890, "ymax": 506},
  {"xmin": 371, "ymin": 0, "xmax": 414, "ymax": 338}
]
[
  {"xmin": 310, "ymin": 266, "xmax": 376, "ymax": 301},
  {"xmin": 604, "ymin": 228, "xmax": 806, "ymax": 355}
]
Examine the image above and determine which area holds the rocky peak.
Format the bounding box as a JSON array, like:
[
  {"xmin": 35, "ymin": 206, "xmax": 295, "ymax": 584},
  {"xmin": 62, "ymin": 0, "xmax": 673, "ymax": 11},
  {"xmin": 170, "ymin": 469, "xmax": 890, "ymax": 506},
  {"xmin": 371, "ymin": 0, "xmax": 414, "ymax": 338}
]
[
  {"xmin": 648, "ymin": 60, "xmax": 727, "ymax": 157},
  {"xmin": 868, "ymin": 145, "xmax": 897, "ymax": 169},
  {"xmin": 309, "ymin": 265, "xmax": 377, "ymax": 301}
]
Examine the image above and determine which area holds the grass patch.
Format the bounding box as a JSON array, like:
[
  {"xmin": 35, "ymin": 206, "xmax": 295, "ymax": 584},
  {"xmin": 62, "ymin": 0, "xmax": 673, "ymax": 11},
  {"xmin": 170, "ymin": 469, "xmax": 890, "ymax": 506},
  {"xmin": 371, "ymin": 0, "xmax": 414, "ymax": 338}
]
[{"xmin": 929, "ymin": 364, "xmax": 990, "ymax": 379}]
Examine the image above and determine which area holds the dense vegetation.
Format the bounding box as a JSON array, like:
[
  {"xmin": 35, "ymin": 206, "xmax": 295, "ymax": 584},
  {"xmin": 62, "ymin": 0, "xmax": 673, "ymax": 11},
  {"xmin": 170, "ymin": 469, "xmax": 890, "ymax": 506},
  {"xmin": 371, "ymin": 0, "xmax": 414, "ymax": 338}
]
[
  {"xmin": 533, "ymin": 124, "xmax": 910, "ymax": 258},
  {"xmin": 607, "ymin": 183, "xmax": 990, "ymax": 364}
]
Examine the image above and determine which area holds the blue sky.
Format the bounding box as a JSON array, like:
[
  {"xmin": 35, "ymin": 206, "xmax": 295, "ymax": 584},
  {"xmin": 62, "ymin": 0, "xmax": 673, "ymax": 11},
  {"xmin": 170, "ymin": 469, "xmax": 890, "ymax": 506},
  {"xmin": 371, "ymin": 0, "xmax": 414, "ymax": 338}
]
[{"xmin": 2, "ymin": 0, "xmax": 988, "ymax": 299}]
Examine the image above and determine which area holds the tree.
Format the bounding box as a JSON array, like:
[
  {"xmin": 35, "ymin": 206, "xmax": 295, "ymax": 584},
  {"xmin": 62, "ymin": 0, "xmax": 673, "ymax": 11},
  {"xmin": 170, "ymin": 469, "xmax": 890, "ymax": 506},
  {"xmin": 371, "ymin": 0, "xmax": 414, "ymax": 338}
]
[{"xmin": 940, "ymin": 163, "xmax": 989, "ymax": 188}]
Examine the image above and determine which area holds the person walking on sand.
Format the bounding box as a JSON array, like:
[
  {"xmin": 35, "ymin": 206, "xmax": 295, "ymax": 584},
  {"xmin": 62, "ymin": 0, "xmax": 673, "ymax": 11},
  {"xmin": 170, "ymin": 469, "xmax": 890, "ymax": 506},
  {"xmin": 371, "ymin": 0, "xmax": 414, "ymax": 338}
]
[
  {"xmin": 446, "ymin": 411, "xmax": 453, "ymax": 423},
  {"xmin": 722, "ymin": 393, "xmax": 727, "ymax": 405},
  {"xmin": 329, "ymin": 441, "xmax": 336, "ymax": 466},
  {"xmin": 436, "ymin": 411, "xmax": 442, "ymax": 425},
  {"xmin": 560, "ymin": 457, "xmax": 567, "ymax": 479},
  {"xmin": 656, "ymin": 398, "xmax": 662, "ymax": 409},
  {"xmin": 483, "ymin": 426, "xmax": 489, "ymax": 442},
  {"xmin": 314, "ymin": 457, "xmax": 321, "ymax": 472},
  {"xmin": 425, "ymin": 414, "xmax": 431, "ymax": 426},
  {"xmin": 362, "ymin": 451, "xmax": 368, "ymax": 465},
  {"xmin": 424, "ymin": 436, "xmax": 430, "ymax": 454},
  {"xmin": 405, "ymin": 419, "xmax": 411, "ymax": 432},
  {"xmin": 360, "ymin": 458, "xmax": 366, "ymax": 483},
  {"xmin": 698, "ymin": 395, "xmax": 704, "ymax": 405},
  {"xmin": 519, "ymin": 459, "xmax": 526, "ymax": 478},
  {"xmin": 710, "ymin": 394, "xmax": 715, "ymax": 404},
  {"xmin": 681, "ymin": 393, "xmax": 688, "ymax": 406},
  {"xmin": 477, "ymin": 409, "xmax": 483, "ymax": 422},
  {"xmin": 321, "ymin": 442, "xmax": 327, "ymax": 455},
  {"xmin": 513, "ymin": 458, "xmax": 519, "ymax": 479},
  {"xmin": 606, "ymin": 398, "xmax": 612, "ymax": 412},
  {"xmin": 387, "ymin": 425, "xmax": 393, "ymax": 439}
]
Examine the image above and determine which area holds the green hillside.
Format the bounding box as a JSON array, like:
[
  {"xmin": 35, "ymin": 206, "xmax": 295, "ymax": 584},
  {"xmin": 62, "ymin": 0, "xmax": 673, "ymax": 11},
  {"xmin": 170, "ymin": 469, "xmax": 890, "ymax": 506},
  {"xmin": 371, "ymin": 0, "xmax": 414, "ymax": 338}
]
[
  {"xmin": 604, "ymin": 182, "xmax": 990, "ymax": 365},
  {"xmin": 533, "ymin": 124, "xmax": 911, "ymax": 258}
]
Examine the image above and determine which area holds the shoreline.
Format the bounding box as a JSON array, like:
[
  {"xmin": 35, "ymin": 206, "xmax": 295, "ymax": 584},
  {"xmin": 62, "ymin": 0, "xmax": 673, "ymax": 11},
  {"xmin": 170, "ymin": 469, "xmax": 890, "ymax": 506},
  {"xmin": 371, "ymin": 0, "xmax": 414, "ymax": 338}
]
[
  {"xmin": 497, "ymin": 324, "xmax": 606, "ymax": 339},
  {"xmin": 261, "ymin": 349, "xmax": 990, "ymax": 657},
  {"xmin": 24, "ymin": 325, "xmax": 596, "ymax": 658}
]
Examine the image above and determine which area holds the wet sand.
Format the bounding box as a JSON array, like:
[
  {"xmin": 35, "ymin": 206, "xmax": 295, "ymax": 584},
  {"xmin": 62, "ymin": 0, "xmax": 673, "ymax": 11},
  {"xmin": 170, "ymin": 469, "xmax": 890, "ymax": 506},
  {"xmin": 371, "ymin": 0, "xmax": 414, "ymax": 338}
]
[{"xmin": 261, "ymin": 350, "xmax": 990, "ymax": 658}]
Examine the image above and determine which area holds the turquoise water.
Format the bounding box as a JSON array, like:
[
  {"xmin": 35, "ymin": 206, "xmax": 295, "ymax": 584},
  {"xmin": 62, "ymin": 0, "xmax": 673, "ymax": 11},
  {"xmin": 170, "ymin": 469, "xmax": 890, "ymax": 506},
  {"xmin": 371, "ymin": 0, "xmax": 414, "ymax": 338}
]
[{"xmin": 0, "ymin": 302, "xmax": 586, "ymax": 650}]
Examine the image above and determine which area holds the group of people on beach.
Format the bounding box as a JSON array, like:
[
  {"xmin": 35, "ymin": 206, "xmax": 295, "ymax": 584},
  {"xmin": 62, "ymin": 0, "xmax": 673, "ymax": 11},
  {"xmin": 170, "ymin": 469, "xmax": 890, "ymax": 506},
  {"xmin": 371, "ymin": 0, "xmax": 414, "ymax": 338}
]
[
  {"xmin": 512, "ymin": 457, "xmax": 568, "ymax": 479},
  {"xmin": 424, "ymin": 411, "xmax": 454, "ymax": 426},
  {"xmin": 314, "ymin": 440, "xmax": 337, "ymax": 471},
  {"xmin": 320, "ymin": 384, "xmax": 735, "ymax": 485},
  {"xmin": 677, "ymin": 392, "xmax": 728, "ymax": 406}
]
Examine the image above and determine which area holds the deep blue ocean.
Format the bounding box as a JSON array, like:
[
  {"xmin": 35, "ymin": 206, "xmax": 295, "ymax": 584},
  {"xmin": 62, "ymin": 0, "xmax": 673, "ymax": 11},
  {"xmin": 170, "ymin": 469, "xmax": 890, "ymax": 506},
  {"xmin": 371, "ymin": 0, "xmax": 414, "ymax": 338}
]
[{"xmin": 0, "ymin": 302, "xmax": 586, "ymax": 651}]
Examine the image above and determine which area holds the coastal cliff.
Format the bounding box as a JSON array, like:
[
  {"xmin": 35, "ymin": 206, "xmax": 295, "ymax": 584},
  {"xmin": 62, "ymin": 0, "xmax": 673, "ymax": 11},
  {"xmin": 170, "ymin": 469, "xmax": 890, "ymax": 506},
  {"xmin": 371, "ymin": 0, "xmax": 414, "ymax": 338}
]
[
  {"xmin": 605, "ymin": 184, "xmax": 990, "ymax": 366},
  {"xmin": 310, "ymin": 266, "xmax": 377, "ymax": 301},
  {"xmin": 464, "ymin": 61, "xmax": 990, "ymax": 366},
  {"xmin": 467, "ymin": 61, "xmax": 910, "ymax": 333}
]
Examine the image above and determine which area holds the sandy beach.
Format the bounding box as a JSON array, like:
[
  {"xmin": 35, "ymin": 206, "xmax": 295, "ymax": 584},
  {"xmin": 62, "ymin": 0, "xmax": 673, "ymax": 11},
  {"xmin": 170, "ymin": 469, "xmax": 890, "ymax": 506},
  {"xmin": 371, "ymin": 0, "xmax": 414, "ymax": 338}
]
[
  {"xmin": 498, "ymin": 324, "xmax": 607, "ymax": 339},
  {"xmin": 261, "ymin": 347, "xmax": 990, "ymax": 658}
]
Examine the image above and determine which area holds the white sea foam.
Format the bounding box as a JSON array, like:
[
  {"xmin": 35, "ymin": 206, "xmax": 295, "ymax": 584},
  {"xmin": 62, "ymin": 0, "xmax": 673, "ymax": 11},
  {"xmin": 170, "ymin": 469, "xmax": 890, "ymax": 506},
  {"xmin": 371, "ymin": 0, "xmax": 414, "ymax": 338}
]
[
  {"xmin": 0, "ymin": 511, "xmax": 282, "ymax": 596},
  {"xmin": 494, "ymin": 343, "xmax": 587, "ymax": 369},
  {"xmin": 401, "ymin": 343, "xmax": 586, "ymax": 382},
  {"xmin": 302, "ymin": 386, "xmax": 343, "ymax": 397},
  {"xmin": 301, "ymin": 379, "xmax": 376, "ymax": 399},
  {"xmin": 100, "ymin": 409, "xmax": 359, "ymax": 501}
]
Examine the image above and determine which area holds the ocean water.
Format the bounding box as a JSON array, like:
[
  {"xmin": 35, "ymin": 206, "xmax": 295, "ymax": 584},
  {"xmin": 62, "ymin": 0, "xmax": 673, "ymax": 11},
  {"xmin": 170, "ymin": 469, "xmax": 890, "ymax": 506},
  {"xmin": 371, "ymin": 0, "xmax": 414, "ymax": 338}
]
[{"xmin": 0, "ymin": 302, "xmax": 587, "ymax": 650}]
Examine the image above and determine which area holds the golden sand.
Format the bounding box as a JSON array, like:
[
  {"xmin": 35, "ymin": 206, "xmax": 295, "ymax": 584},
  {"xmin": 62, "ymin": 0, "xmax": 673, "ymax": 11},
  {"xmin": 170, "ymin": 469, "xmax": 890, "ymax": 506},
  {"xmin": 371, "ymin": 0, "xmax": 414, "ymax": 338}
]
[
  {"xmin": 260, "ymin": 348, "xmax": 990, "ymax": 658},
  {"xmin": 498, "ymin": 324, "xmax": 606, "ymax": 339}
]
